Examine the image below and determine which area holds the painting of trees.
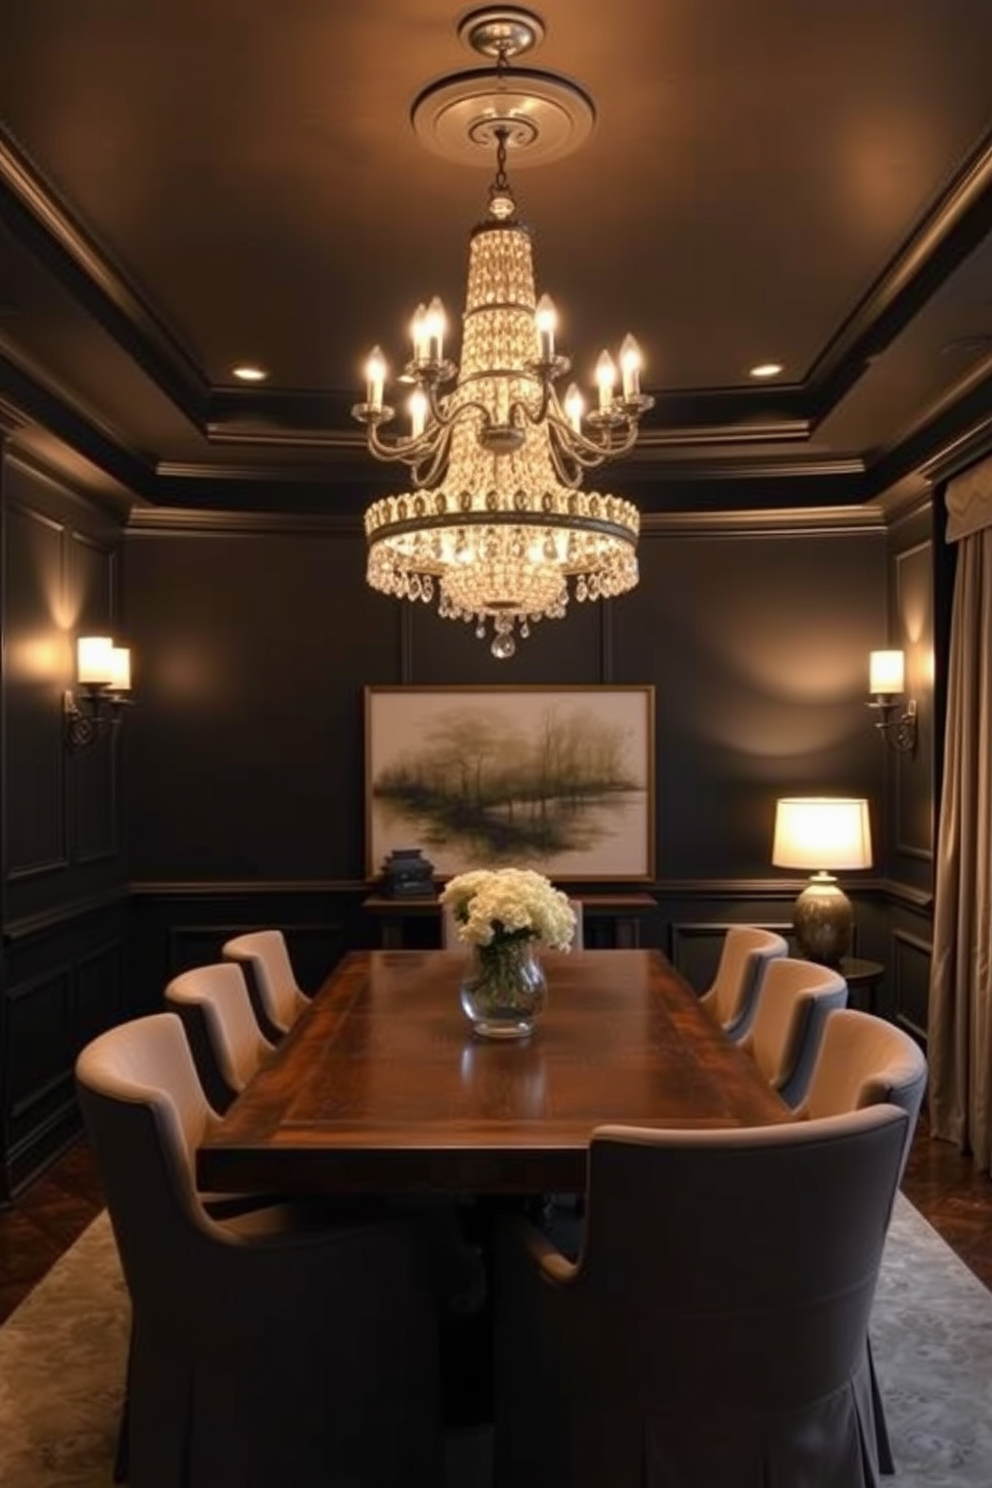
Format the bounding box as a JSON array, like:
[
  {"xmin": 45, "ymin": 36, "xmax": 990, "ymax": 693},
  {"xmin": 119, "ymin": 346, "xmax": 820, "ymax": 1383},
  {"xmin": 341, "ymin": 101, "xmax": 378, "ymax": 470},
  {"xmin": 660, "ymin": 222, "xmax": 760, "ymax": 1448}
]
[{"xmin": 366, "ymin": 688, "xmax": 654, "ymax": 878}]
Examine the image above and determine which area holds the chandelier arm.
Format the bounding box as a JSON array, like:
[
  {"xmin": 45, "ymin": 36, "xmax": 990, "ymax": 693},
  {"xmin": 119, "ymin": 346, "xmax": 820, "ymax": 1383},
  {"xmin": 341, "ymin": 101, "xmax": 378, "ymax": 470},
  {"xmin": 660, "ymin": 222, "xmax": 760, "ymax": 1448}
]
[
  {"xmin": 408, "ymin": 429, "xmax": 456, "ymax": 488},
  {"xmin": 544, "ymin": 436, "xmax": 585, "ymax": 489},
  {"xmin": 416, "ymin": 384, "xmax": 500, "ymax": 442},
  {"xmin": 549, "ymin": 406, "xmax": 641, "ymax": 463},
  {"xmin": 505, "ymin": 379, "xmax": 552, "ymax": 431},
  {"xmin": 365, "ymin": 420, "xmax": 437, "ymax": 464},
  {"xmin": 421, "ymin": 376, "xmax": 452, "ymax": 430}
]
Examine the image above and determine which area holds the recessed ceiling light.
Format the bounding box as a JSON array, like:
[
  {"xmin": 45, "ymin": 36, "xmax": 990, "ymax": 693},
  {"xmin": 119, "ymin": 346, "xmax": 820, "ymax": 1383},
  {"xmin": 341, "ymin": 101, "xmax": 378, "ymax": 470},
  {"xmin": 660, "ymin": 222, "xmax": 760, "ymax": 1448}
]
[
  {"xmin": 749, "ymin": 362, "xmax": 783, "ymax": 379},
  {"xmin": 231, "ymin": 364, "xmax": 269, "ymax": 383}
]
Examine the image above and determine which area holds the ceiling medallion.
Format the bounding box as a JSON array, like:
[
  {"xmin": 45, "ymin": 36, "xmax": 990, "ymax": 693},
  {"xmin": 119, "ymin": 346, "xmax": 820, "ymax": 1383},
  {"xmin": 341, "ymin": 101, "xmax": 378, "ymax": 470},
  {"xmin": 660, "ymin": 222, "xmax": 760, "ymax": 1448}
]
[{"xmin": 352, "ymin": 8, "xmax": 653, "ymax": 659}]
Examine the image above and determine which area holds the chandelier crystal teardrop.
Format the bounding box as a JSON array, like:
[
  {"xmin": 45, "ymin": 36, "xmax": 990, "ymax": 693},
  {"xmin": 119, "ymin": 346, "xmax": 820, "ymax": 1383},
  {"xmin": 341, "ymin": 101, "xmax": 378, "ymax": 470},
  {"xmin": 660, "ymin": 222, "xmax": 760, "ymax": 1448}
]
[{"xmin": 353, "ymin": 26, "xmax": 654, "ymax": 659}]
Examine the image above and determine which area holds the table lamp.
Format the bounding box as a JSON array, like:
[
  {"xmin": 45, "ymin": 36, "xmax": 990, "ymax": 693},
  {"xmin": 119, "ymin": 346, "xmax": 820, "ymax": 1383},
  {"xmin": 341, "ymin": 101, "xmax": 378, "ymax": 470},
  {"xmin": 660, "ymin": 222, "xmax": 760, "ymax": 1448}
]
[{"xmin": 772, "ymin": 797, "xmax": 873, "ymax": 966}]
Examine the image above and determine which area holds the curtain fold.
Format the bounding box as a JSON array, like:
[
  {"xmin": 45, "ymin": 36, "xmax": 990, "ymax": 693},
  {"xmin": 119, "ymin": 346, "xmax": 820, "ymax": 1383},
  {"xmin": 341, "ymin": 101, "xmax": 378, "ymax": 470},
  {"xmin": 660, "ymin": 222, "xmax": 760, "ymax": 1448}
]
[{"xmin": 928, "ymin": 497, "xmax": 992, "ymax": 1170}]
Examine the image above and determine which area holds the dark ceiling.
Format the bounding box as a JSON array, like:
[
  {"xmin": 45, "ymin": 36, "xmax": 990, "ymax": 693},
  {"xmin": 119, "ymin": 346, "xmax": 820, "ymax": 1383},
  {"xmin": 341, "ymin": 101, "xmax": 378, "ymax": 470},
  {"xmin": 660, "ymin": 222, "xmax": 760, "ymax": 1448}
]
[{"xmin": 2, "ymin": 0, "xmax": 992, "ymax": 515}]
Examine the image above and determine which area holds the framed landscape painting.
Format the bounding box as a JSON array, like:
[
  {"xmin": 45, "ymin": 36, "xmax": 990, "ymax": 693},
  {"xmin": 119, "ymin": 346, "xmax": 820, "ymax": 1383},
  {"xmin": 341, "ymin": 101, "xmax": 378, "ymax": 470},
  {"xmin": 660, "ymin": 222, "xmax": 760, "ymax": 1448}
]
[{"xmin": 365, "ymin": 685, "xmax": 655, "ymax": 881}]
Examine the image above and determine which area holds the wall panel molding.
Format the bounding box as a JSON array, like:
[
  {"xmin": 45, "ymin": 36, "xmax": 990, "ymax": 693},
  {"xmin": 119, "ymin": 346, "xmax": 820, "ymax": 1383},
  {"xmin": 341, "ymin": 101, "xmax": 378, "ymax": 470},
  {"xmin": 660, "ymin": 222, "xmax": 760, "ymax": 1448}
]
[
  {"xmin": 891, "ymin": 929, "xmax": 932, "ymax": 1041},
  {"xmin": 3, "ymin": 886, "xmax": 129, "ymax": 943}
]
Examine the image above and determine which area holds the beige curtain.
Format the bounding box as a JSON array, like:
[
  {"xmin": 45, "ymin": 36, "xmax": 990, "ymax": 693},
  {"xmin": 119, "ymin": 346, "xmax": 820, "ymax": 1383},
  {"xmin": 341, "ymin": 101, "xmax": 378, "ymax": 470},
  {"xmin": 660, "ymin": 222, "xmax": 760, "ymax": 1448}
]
[{"xmin": 928, "ymin": 455, "xmax": 992, "ymax": 1171}]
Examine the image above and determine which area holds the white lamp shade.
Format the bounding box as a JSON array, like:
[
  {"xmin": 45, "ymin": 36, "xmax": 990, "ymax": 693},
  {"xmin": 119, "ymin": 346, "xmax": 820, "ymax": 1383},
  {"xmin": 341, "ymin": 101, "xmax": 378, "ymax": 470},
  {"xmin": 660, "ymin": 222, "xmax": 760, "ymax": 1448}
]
[
  {"xmin": 772, "ymin": 797, "xmax": 873, "ymax": 871},
  {"xmin": 108, "ymin": 646, "xmax": 131, "ymax": 691},
  {"xmin": 869, "ymin": 649, "xmax": 905, "ymax": 695},
  {"xmin": 76, "ymin": 636, "xmax": 115, "ymax": 685}
]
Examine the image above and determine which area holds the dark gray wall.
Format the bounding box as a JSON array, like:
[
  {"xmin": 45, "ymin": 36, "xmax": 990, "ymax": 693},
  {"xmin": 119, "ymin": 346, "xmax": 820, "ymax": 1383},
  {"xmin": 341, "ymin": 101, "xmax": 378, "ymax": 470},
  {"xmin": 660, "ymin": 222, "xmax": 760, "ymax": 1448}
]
[
  {"xmin": 123, "ymin": 510, "xmax": 891, "ymax": 886},
  {"xmin": 1, "ymin": 453, "xmax": 129, "ymax": 1195}
]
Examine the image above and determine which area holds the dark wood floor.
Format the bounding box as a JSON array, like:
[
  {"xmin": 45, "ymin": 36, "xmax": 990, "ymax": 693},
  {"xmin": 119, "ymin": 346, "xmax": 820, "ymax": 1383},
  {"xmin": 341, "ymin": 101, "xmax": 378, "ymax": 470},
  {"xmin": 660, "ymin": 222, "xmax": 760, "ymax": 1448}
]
[{"xmin": 1, "ymin": 1113, "xmax": 990, "ymax": 1325}]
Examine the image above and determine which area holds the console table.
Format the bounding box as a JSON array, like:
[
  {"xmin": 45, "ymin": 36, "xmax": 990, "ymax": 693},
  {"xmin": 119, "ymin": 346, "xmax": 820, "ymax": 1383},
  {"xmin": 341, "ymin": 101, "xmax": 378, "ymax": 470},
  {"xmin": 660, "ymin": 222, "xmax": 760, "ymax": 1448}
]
[{"xmin": 363, "ymin": 892, "xmax": 658, "ymax": 950}]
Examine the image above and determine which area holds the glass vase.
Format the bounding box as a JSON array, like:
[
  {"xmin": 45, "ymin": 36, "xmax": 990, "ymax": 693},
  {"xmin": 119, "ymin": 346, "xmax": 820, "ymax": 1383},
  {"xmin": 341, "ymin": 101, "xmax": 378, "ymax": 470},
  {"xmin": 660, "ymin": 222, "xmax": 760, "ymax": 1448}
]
[{"xmin": 460, "ymin": 937, "xmax": 547, "ymax": 1040}]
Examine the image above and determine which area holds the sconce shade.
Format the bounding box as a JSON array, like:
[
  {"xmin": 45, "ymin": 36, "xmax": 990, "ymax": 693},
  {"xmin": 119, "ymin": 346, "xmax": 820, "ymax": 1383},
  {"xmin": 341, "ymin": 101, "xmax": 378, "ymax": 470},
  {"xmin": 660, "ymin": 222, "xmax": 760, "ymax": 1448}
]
[
  {"xmin": 77, "ymin": 636, "xmax": 115, "ymax": 686},
  {"xmin": 772, "ymin": 798, "xmax": 872, "ymax": 966},
  {"xmin": 109, "ymin": 646, "xmax": 131, "ymax": 691},
  {"xmin": 869, "ymin": 650, "xmax": 905, "ymax": 696}
]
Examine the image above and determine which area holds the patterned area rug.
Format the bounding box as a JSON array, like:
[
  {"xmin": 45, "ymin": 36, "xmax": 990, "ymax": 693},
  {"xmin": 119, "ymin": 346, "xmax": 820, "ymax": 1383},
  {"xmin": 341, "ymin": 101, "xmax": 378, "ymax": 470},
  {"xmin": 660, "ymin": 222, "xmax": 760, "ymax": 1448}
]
[{"xmin": 0, "ymin": 1194, "xmax": 990, "ymax": 1487}]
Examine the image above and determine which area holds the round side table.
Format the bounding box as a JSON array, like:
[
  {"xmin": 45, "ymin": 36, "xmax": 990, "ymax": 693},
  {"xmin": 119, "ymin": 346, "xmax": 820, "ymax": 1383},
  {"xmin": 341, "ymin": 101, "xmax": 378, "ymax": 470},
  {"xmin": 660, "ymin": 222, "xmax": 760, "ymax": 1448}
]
[{"xmin": 839, "ymin": 957, "xmax": 885, "ymax": 1015}]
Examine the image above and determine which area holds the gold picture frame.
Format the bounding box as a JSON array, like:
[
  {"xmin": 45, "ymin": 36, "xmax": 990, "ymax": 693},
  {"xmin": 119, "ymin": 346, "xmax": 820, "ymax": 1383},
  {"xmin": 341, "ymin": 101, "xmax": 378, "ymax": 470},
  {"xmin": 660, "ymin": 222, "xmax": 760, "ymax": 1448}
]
[{"xmin": 365, "ymin": 685, "xmax": 655, "ymax": 881}]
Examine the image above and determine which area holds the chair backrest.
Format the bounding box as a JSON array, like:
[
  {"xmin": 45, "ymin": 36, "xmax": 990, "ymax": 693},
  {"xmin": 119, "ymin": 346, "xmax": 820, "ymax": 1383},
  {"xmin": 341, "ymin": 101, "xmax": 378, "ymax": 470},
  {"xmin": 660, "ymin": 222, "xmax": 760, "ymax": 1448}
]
[
  {"xmin": 798, "ymin": 1006, "xmax": 928, "ymax": 1181},
  {"xmin": 576, "ymin": 1105, "xmax": 908, "ymax": 1413},
  {"xmin": 441, "ymin": 895, "xmax": 584, "ymax": 949},
  {"xmin": 164, "ymin": 961, "xmax": 275, "ymax": 1112},
  {"xmin": 699, "ymin": 925, "xmax": 789, "ymax": 1034},
  {"xmin": 222, "ymin": 929, "xmax": 308, "ymax": 1040},
  {"xmin": 740, "ymin": 956, "xmax": 848, "ymax": 1107},
  {"xmin": 75, "ymin": 1013, "xmax": 224, "ymax": 1294}
]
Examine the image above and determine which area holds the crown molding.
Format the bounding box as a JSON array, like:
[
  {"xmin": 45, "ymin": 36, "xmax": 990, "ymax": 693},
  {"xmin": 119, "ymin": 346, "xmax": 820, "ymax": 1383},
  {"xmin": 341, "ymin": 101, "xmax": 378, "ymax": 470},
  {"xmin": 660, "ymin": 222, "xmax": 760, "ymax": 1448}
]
[
  {"xmin": 639, "ymin": 503, "xmax": 884, "ymax": 536},
  {"xmin": 0, "ymin": 338, "xmax": 154, "ymax": 497},
  {"xmin": 805, "ymin": 127, "xmax": 992, "ymax": 418},
  {"xmin": 867, "ymin": 356, "xmax": 992, "ymax": 498},
  {"xmin": 0, "ymin": 128, "xmax": 209, "ymax": 426},
  {"xmin": 126, "ymin": 505, "xmax": 363, "ymax": 536}
]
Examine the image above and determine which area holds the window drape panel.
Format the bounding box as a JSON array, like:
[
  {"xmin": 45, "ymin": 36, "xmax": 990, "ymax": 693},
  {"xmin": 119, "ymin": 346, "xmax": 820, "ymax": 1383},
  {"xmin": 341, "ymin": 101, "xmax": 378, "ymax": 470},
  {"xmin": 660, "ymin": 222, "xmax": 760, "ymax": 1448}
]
[{"xmin": 928, "ymin": 458, "xmax": 992, "ymax": 1172}]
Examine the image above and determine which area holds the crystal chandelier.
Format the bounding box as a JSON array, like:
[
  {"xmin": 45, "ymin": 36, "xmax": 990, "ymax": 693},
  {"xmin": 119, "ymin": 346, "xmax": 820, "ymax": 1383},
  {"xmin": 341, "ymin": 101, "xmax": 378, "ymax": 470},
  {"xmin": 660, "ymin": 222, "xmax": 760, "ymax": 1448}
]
[{"xmin": 352, "ymin": 11, "xmax": 654, "ymax": 659}]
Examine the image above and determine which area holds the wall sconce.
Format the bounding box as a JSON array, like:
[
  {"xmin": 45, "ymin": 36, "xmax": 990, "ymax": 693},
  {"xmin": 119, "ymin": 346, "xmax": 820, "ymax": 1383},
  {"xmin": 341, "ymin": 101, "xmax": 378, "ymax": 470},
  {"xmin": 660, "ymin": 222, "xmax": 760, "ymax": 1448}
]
[
  {"xmin": 867, "ymin": 650, "xmax": 917, "ymax": 754},
  {"xmin": 772, "ymin": 796, "xmax": 873, "ymax": 965},
  {"xmin": 64, "ymin": 636, "xmax": 133, "ymax": 749}
]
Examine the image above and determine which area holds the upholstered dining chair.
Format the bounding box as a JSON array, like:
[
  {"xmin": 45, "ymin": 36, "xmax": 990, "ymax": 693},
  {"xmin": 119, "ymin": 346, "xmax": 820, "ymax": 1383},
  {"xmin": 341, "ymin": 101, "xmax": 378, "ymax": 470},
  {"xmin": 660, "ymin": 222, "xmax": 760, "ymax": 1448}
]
[
  {"xmin": 76, "ymin": 1013, "xmax": 443, "ymax": 1488},
  {"xmin": 797, "ymin": 1006, "xmax": 928, "ymax": 1175},
  {"xmin": 222, "ymin": 928, "xmax": 310, "ymax": 1041},
  {"xmin": 164, "ymin": 961, "xmax": 275, "ymax": 1112},
  {"xmin": 795, "ymin": 1005, "xmax": 929, "ymax": 1476},
  {"xmin": 493, "ymin": 1104, "xmax": 909, "ymax": 1488},
  {"xmin": 698, "ymin": 924, "xmax": 789, "ymax": 1037},
  {"xmin": 736, "ymin": 955, "xmax": 848, "ymax": 1108}
]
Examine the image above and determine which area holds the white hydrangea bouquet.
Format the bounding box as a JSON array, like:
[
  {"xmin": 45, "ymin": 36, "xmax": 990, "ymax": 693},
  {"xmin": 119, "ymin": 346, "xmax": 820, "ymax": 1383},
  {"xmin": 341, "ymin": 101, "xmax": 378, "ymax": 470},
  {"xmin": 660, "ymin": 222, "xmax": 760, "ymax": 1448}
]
[
  {"xmin": 440, "ymin": 867, "xmax": 576, "ymax": 951},
  {"xmin": 441, "ymin": 868, "xmax": 576, "ymax": 1038}
]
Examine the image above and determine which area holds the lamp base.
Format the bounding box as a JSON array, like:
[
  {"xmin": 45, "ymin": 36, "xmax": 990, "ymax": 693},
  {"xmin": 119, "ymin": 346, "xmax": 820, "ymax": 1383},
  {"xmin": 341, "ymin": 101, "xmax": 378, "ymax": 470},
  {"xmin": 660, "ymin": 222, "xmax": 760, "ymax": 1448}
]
[{"xmin": 792, "ymin": 873, "xmax": 853, "ymax": 967}]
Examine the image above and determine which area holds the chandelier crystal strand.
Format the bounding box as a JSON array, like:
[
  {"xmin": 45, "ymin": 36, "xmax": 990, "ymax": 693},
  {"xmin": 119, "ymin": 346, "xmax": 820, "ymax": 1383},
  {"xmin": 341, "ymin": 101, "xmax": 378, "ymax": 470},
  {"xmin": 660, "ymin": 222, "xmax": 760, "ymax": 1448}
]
[{"xmin": 356, "ymin": 134, "xmax": 650, "ymax": 659}]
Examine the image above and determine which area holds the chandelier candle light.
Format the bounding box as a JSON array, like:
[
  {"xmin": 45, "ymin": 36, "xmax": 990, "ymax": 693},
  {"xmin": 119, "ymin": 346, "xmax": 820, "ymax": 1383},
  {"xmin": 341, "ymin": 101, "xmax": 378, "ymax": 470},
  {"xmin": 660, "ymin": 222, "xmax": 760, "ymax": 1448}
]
[
  {"xmin": 441, "ymin": 868, "xmax": 577, "ymax": 1039},
  {"xmin": 353, "ymin": 10, "xmax": 653, "ymax": 658}
]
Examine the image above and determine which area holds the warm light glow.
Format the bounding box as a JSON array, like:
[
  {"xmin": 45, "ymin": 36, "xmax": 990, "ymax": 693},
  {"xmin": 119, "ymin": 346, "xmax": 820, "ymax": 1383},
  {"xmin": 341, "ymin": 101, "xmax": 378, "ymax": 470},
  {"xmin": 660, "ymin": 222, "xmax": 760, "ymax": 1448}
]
[
  {"xmin": 596, "ymin": 350, "xmax": 616, "ymax": 410},
  {"xmin": 365, "ymin": 346, "xmax": 386, "ymax": 413},
  {"xmin": 772, "ymin": 797, "xmax": 873, "ymax": 871},
  {"xmin": 409, "ymin": 388, "xmax": 428, "ymax": 440},
  {"xmin": 231, "ymin": 364, "xmax": 268, "ymax": 382},
  {"xmin": 870, "ymin": 649, "xmax": 905, "ymax": 696},
  {"xmin": 424, "ymin": 297, "xmax": 446, "ymax": 361},
  {"xmin": 564, "ymin": 382, "xmax": 584, "ymax": 433},
  {"xmin": 620, "ymin": 334, "xmax": 642, "ymax": 400},
  {"xmin": 411, "ymin": 303, "xmax": 429, "ymax": 363},
  {"xmin": 749, "ymin": 362, "xmax": 783, "ymax": 378},
  {"xmin": 535, "ymin": 294, "xmax": 557, "ymax": 359},
  {"xmin": 108, "ymin": 647, "xmax": 131, "ymax": 691},
  {"xmin": 77, "ymin": 636, "xmax": 115, "ymax": 686}
]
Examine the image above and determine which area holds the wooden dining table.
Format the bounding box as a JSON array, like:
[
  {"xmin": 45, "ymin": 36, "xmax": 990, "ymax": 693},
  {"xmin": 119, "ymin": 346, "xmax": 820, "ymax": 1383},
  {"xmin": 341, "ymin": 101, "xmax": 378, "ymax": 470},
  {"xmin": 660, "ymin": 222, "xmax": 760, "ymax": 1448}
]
[{"xmin": 197, "ymin": 948, "xmax": 793, "ymax": 1198}]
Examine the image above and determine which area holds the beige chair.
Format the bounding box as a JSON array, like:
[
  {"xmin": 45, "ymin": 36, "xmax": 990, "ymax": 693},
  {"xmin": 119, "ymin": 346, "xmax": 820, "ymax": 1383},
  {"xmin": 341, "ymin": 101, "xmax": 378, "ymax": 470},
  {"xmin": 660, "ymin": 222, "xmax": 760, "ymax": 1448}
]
[
  {"xmin": 698, "ymin": 924, "xmax": 788, "ymax": 1036},
  {"xmin": 494, "ymin": 1104, "xmax": 908, "ymax": 1488},
  {"xmin": 76, "ymin": 1013, "xmax": 443, "ymax": 1488},
  {"xmin": 798, "ymin": 1006, "xmax": 928, "ymax": 1172},
  {"xmin": 796, "ymin": 1005, "xmax": 929, "ymax": 1476},
  {"xmin": 164, "ymin": 961, "xmax": 275, "ymax": 1112},
  {"xmin": 736, "ymin": 955, "xmax": 848, "ymax": 1107},
  {"xmin": 442, "ymin": 895, "xmax": 584, "ymax": 949},
  {"xmin": 222, "ymin": 928, "xmax": 310, "ymax": 1041}
]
